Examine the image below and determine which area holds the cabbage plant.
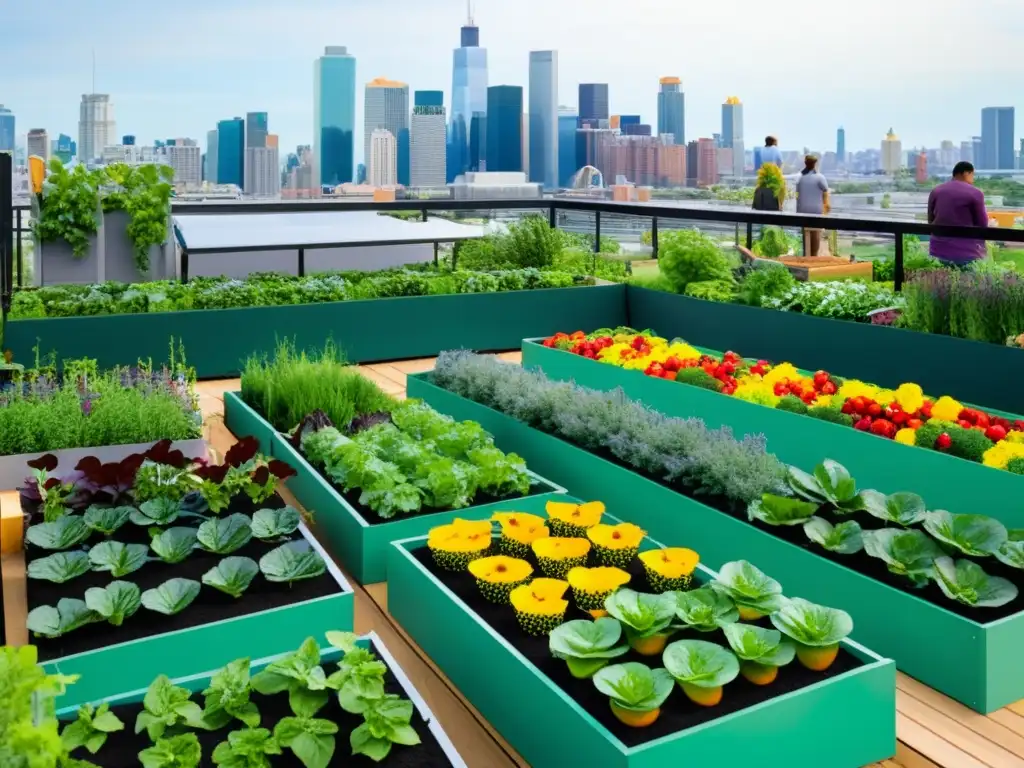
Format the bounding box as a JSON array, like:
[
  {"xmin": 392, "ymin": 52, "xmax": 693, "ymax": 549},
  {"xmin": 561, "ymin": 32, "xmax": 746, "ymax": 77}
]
[
  {"xmin": 860, "ymin": 490, "xmax": 926, "ymax": 527},
  {"xmin": 603, "ymin": 590, "xmax": 676, "ymax": 656},
  {"xmin": 662, "ymin": 639, "xmax": 740, "ymax": 706},
  {"xmin": 709, "ymin": 560, "xmax": 783, "ymax": 620},
  {"xmin": 922, "ymin": 511, "xmax": 1008, "ymax": 558},
  {"xmin": 931, "ymin": 557, "xmax": 1018, "ymax": 608},
  {"xmin": 862, "ymin": 529, "xmax": 943, "ymax": 586},
  {"xmin": 721, "ymin": 623, "xmax": 795, "ymax": 685},
  {"xmin": 592, "ymin": 662, "xmax": 674, "ymax": 728},
  {"xmin": 747, "ymin": 494, "xmax": 818, "ymax": 526},
  {"xmin": 803, "ymin": 518, "xmax": 863, "ymax": 555},
  {"xmin": 548, "ymin": 618, "xmax": 629, "ymax": 678},
  {"xmin": 787, "ymin": 460, "xmax": 865, "ymax": 512},
  {"xmin": 671, "ymin": 586, "xmax": 739, "ymax": 632},
  {"xmin": 770, "ymin": 597, "xmax": 853, "ymax": 671}
]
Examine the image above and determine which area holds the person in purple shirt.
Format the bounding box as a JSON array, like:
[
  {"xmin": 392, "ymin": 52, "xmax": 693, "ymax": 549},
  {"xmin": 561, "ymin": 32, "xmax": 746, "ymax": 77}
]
[{"xmin": 927, "ymin": 162, "xmax": 990, "ymax": 268}]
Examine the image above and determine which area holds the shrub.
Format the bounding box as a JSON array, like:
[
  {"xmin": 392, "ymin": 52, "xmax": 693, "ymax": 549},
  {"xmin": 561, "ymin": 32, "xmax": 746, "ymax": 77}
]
[
  {"xmin": 454, "ymin": 238, "xmax": 507, "ymax": 270},
  {"xmin": 559, "ymin": 231, "xmax": 622, "ymax": 255},
  {"xmin": 431, "ymin": 351, "xmax": 787, "ymax": 507},
  {"xmin": 776, "ymin": 396, "xmax": 809, "ymax": 415},
  {"xmin": 902, "ymin": 269, "xmax": 1024, "ymax": 344},
  {"xmin": 498, "ymin": 216, "xmax": 563, "ymax": 269},
  {"xmin": 1007, "ymin": 457, "xmax": 1024, "ymax": 475},
  {"xmin": 674, "ymin": 367, "xmax": 723, "ymax": 392},
  {"xmin": 551, "ymin": 249, "xmax": 628, "ymax": 282},
  {"xmin": 683, "ymin": 280, "xmax": 735, "ymax": 302},
  {"xmin": 751, "ymin": 227, "xmax": 797, "ymax": 259},
  {"xmin": 914, "ymin": 421, "xmax": 991, "ymax": 463},
  {"xmin": 806, "ymin": 404, "xmax": 854, "ymax": 427},
  {"xmin": 735, "ymin": 263, "xmax": 796, "ymax": 306},
  {"xmin": 657, "ymin": 229, "xmax": 734, "ymax": 294}
]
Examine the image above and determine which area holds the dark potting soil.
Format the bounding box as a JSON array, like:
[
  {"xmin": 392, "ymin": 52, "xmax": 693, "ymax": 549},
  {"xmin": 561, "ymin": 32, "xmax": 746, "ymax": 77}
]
[
  {"xmin": 71, "ymin": 641, "xmax": 453, "ymax": 768},
  {"xmin": 412, "ymin": 544, "xmax": 863, "ymax": 748},
  {"xmin": 26, "ymin": 495, "xmax": 345, "ymax": 662}
]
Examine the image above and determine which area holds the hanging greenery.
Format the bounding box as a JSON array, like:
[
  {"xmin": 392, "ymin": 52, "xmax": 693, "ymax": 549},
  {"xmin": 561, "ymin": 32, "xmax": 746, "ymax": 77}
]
[
  {"xmin": 32, "ymin": 160, "xmax": 104, "ymax": 258},
  {"xmin": 101, "ymin": 163, "xmax": 175, "ymax": 273}
]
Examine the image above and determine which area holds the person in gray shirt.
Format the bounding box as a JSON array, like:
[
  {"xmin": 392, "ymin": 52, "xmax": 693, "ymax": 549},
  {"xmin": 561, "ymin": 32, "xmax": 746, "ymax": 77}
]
[{"xmin": 795, "ymin": 155, "xmax": 829, "ymax": 256}]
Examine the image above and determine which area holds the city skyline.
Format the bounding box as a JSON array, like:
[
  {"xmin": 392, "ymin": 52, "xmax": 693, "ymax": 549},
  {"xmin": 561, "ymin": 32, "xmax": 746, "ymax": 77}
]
[{"xmin": 4, "ymin": 0, "xmax": 1021, "ymax": 163}]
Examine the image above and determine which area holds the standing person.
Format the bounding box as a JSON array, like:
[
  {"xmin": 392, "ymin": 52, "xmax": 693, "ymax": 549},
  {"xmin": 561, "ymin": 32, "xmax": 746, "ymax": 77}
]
[
  {"xmin": 927, "ymin": 161, "xmax": 989, "ymax": 269},
  {"xmin": 795, "ymin": 154, "xmax": 829, "ymax": 256},
  {"xmin": 761, "ymin": 135, "xmax": 783, "ymax": 168}
]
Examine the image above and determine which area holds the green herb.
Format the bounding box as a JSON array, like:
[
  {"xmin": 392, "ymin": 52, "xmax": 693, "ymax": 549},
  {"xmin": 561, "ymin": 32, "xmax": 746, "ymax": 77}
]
[
  {"xmin": 134, "ymin": 675, "xmax": 205, "ymax": 741},
  {"xmin": 273, "ymin": 716, "xmax": 338, "ymax": 768},
  {"xmin": 138, "ymin": 733, "xmax": 202, "ymax": 768},
  {"xmin": 84, "ymin": 581, "xmax": 142, "ymax": 626},
  {"xmin": 250, "ymin": 638, "xmax": 329, "ymax": 718},
  {"xmin": 202, "ymin": 557, "xmax": 260, "ymax": 599},
  {"xmin": 26, "ymin": 517, "xmax": 90, "ymax": 551},
  {"xmin": 140, "ymin": 578, "xmax": 201, "ymax": 616},
  {"xmin": 88, "ymin": 541, "xmax": 149, "ymax": 577},
  {"xmin": 27, "ymin": 551, "xmax": 92, "ymax": 584},
  {"xmin": 61, "ymin": 702, "xmax": 124, "ymax": 755},
  {"xmin": 323, "ymin": 633, "xmax": 388, "ymax": 714},
  {"xmin": 201, "ymin": 658, "xmax": 261, "ymax": 730},
  {"xmin": 211, "ymin": 727, "xmax": 281, "ymax": 767},
  {"xmin": 349, "ymin": 695, "xmax": 420, "ymax": 763}
]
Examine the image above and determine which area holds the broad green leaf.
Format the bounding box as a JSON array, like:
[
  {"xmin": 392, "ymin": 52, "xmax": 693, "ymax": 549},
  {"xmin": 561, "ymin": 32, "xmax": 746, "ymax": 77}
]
[
  {"xmin": 202, "ymin": 658, "xmax": 261, "ymax": 730},
  {"xmin": 1008, "ymin": 529, "xmax": 1024, "ymax": 542},
  {"xmin": 710, "ymin": 560, "xmax": 783, "ymax": 615},
  {"xmin": 549, "ymin": 618, "xmax": 628, "ymax": 661},
  {"xmin": 150, "ymin": 527, "xmax": 199, "ymax": 564},
  {"xmin": 324, "ymin": 631, "xmax": 359, "ymax": 653},
  {"xmin": 202, "ymin": 557, "xmax": 259, "ymax": 598},
  {"xmin": 27, "ymin": 551, "xmax": 91, "ymax": 583},
  {"xmin": 274, "ymin": 717, "xmax": 337, "ymax": 768},
  {"xmin": 88, "ymin": 540, "xmax": 149, "ymax": 577},
  {"xmin": 790, "ymin": 460, "xmax": 863, "ymax": 510},
  {"xmin": 138, "ymin": 733, "xmax": 201, "ymax": 768},
  {"xmin": 862, "ymin": 528, "xmax": 943, "ymax": 586},
  {"xmin": 141, "ymin": 578, "xmax": 201, "ymax": 616},
  {"xmin": 996, "ymin": 540, "xmax": 1024, "ymax": 570},
  {"xmin": 85, "ymin": 581, "xmax": 142, "ymax": 626},
  {"xmin": 197, "ymin": 514, "xmax": 253, "ymax": 555},
  {"xmin": 672, "ymin": 586, "xmax": 739, "ymax": 631},
  {"xmin": 136, "ymin": 675, "xmax": 205, "ymax": 742},
  {"xmin": 259, "ymin": 541, "xmax": 326, "ymax": 584},
  {"xmin": 592, "ymin": 662, "xmax": 674, "ymax": 711},
  {"xmin": 604, "ymin": 589, "xmax": 675, "ymax": 639},
  {"xmin": 350, "ymin": 723, "xmax": 393, "ymax": 762},
  {"xmin": 923, "ymin": 511, "xmax": 1008, "ymax": 557},
  {"xmin": 663, "ymin": 639, "xmax": 740, "ymax": 687},
  {"xmin": 61, "ymin": 702, "xmax": 125, "ymax": 755},
  {"xmin": 721, "ymin": 622, "xmax": 796, "ymax": 667},
  {"xmin": 861, "ymin": 489, "xmax": 927, "ymax": 526},
  {"xmin": 251, "ymin": 506, "xmax": 301, "ymax": 540},
  {"xmin": 26, "ymin": 598, "xmax": 98, "ymax": 638},
  {"xmin": 211, "ymin": 727, "xmax": 281, "ymax": 764},
  {"xmin": 83, "ymin": 505, "xmax": 134, "ymax": 536},
  {"xmin": 931, "ymin": 556, "xmax": 1018, "ymax": 608},
  {"xmin": 130, "ymin": 497, "xmax": 181, "ymax": 527},
  {"xmin": 803, "ymin": 518, "xmax": 864, "ymax": 555},
  {"xmin": 770, "ymin": 597, "xmax": 853, "ymax": 646},
  {"xmin": 26, "ymin": 517, "xmax": 90, "ymax": 550},
  {"xmin": 747, "ymin": 494, "xmax": 819, "ymax": 526}
]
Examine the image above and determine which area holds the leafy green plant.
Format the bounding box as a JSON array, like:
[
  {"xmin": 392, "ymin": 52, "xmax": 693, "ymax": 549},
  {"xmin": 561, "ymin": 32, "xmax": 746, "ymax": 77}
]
[
  {"xmin": 323, "ymin": 632, "xmax": 387, "ymax": 714},
  {"xmin": 350, "ymin": 695, "xmax": 421, "ymax": 762},
  {"xmin": 251, "ymin": 507, "xmax": 301, "ymax": 541},
  {"xmin": 138, "ymin": 732, "xmax": 202, "ymax": 768},
  {"xmin": 84, "ymin": 505, "xmax": 134, "ymax": 536},
  {"xmin": 710, "ymin": 560, "xmax": 784, "ymax": 620},
  {"xmin": 657, "ymin": 229, "xmax": 734, "ymax": 294},
  {"xmin": 61, "ymin": 702, "xmax": 125, "ymax": 755},
  {"xmin": 671, "ymin": 586, "xmax": 739, "ymax": 632},
  {"xmin": 141, "ymin": 578, "xmax": 201, "ymax": 616},
  {"xmin": 603, "ymin": 589, "xmax": 676, "ymax": 655},
  {"xmin": 26, "ymin": 517, "xmax": 91, "ymax": 550},
  {"xmin": 996, "ymin": 538, "xmax": 1024, "ymax": 570},
  {"xmin": 931, "ymin": 557, "xmax": 1018, "ymax": 608},
  {"xmin": 212, "ymin": 727, "xmax": 282, "ymax": 767},
  {"xmin": 150, "ymin": 527, "xmax": 200, "ymax": 564},
  {"xmin": 662, "ymin": 639, "xmax": 740, "ymax": 706},
  {"xmin": 548, "ymin": 617, "xmax": 630, "ymax": 678},
  {"xmin": 862, "ymin": 529, "xmax": 943, "ymax": 586},
  {"xmin": 721, "ymin": 623, "xmax": 795, "ymax": 684},
  {"xmin": 735, "ymin": 263, "xmax": 796, "ymax": 307},
  {"xmin": 922, "ymin": 511, "xmax": 1008, "ymax": 557},
  {"xmin": 251, "ymin": 637, "xmax": 330, "ymax": 718},
  {"xmin": 496, "ymin": 215, "xmax": 562, "ymax": 269},
  {"xmin": 272, "ymin": 716, "xmax": 338, "ymax": 768},
  {"xmin": 134, "ymin": 675, "xmax": 205, "ymax": 741},
  {"xmin": 751, "ymin": 227, "xmax": 797, "ymax": 258},
  {"xmin": 592, "ymin": 662, "xmax": 674, "ymax": 726},
  {"xmin": 27, "ymin": 551, "xmax": 92, "ymax": 583},
  {"xmin": 747, "ymin": 493, "xmax": 818, "ymax": 526},
  {"xmin": 203, "ymin": 557, "xmax": 260, "ymax": 598},
  {"xmin": 259, "ymin": 541, "xmax": 327, "ymax": 585},
  {"xmin": 26, "ymin": 598, "xmax": 98, "ymax": 638},
  {"xmin": 102, "ymin": 162, "xmax": 175, "ymax": 273},
  {"xmin": 197, "ymin": 514, "xmax": 253, "ymax": 555},
  {"xmin": 131, "ymin": 498, "xmax": 184, "ymax": 527},
  {"xmin": 201, "ymin": 657, "xmax": 261, "ymax": 730},
  {"xmin": 84, "ymin": 581, "xmax": 142, "ymax": 626},
  {"xmin": 803, "ymin": 518, "xmax": 864, "ymax": 555},
  {"xmin": 33, "ymin": 158, "xmax": 103, "ymax": 258},
  {"xmin": 787, "ymin": 460, "xmax": 865, "ymax": 512},
  {"xmin": 770, "ymin": 597, "xmax": 853, "ymax": 671},
  {"xmin": 860, "ymin": 490, "xmax": 927, "ymax": 527},
  {"xmin": 89, "ymin": 540, "xmax": 149, "ymax": 577},
  {"xmin": 683, "ymin": 279, "xmax": 734, "ymax": 302}
]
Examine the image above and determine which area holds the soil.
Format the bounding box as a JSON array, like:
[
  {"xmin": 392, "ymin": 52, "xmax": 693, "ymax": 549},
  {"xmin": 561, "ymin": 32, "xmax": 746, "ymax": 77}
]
[
  {"xmin": 71, "ymin": 639, "xmax": 454, "ymax": 768},
  {"xmin": 412, "ymin": 545, "xmax": 863, "ymax": 748},
  {"xmin": 25, "ymin": 495, "xmax": 345, "ymax": 662}
]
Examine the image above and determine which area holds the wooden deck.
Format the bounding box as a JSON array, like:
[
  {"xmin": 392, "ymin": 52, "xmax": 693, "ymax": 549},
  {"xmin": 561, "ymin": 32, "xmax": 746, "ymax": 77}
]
[{"xmin": 5, "ymin": 352, "xmax": 1024, "ymax": 767}]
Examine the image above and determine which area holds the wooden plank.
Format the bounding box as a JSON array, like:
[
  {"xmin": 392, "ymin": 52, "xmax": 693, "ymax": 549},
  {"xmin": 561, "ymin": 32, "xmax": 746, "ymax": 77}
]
[
  {"xmin": 989, "ymin": 709, "xmax": 1024, "ymax": 738},
  {"xmin": 495, "ymin": 351, "xmax": 522, "ymax": 363},
  {"xmin": 895, "ymin": 714, "xmax": 985, "ymax": 768},
  {"xmin": 355, "ymin": 366, "xmax": 406, "ymax": 395},
  {"xmin": 1, "ymin": 490, "xmax": 23, "ymax": 554},
  {"xmin": 899, "ymin": 693, "xmax": 1017, "ymax": 767},
  {"xmin": 388, "ymin": 358, "xmax": 439, "ymax": 374},
  {"xmin": 2, "ymin": 551, "xmax": 27, "ymax": 646},
  {"xmin": 1006, "ymin": 700, "xmax": 1024, "ymax": 719},
  {"xmin": 365, "ymin": 364, "xmax": 407, "ymax": 387}
]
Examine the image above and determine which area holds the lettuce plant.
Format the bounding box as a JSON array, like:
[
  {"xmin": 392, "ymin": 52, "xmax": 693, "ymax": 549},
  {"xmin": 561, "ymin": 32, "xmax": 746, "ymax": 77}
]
[
  {"xmin": 131, "ymin": 498, "xmax": 186, "ymax": 527},
  {"xmin": 923, "ymin": 511, "xmax": 1008, "ymax": 558},
  {"xmin": 27, "ymin": 551, "xmax": 91, "ymax": 584},
  {"xmin": 85, "ymin": 581, "xmax": 142, "ymax": 626},
  {"xmin": 324, "ymin": 632, "xmax": 388, "ymax": 714},
  {"xmin": 211, "ymin": 727, "xmax": 281, "ymax": 767},
  {"xmin": 27, "ymin": 598, "xmax": 99, "ymax": 639},
  {"xmin": 272, "ymin": 716, "xmax": 338, "ymax": 768},
  {"xmin": 350, "ymin": 695, "xmax": 421, "ymax": 762},
  {"xmin": 548, "ymin": 617, "xmax": 629, "ymax": 678},
  {"xmin": 138, "ymin": 732, "xmax": 202, "ymax": 768},
  {"xmin": 721, "ymin": 623, "xmax": 795, "ymax": 685},
  {"xmin": 747, "ymin": 493, "xmax": 818, "ymax": 526},
  {"xmin": 251, "ymin": 507, "xmax": 301, "ymax": 541},
  {"xmin": 862, "ymin": 529, "xmax": 943, "ymax": 586},
  {"xmin": 603, "ymin": 589, "xmax": 676, "ymax": 656},
  {"xmin": 61, "ymin": 702, "xmax": 124, "ymax": 754},
  {"xmin": 197, "ymin": 514, "xmax": 253, "ymax": 555},
  {"xmin": 671, "ymin": 586, "xmax": 739, "ymax": 632},
  {"xmin": 997, "ymin": 538, "xmax": 1024, "ymax": 570},
  {"xmin": 201, "ymin": 658, "xmax": 261, "ymax": 730},
  {"xmin": 251, "ymin": 638, "xmax": 329, "ymax": 718},
  {"xmin": 26, "ymin": 517, "xmax": 90, "ymax": 550},
  {"xmin": 202, "ymin": 557, "xmax": 260, "ymax": 599},
  {"xmin": 592, "ymin": 662, "xmax": 674, "ymax": 728},
  {"xmin": 770, "ymin": 597, "xmax": 853, "ymax": 671},
  {"xmin": 134, "ymin": 675, "xmax": 205, "ymax": 741},
  {"xmin": 89, "ymin": 541, "xmax": 149, "ymax": 577},
  {"xmin": 803, "ymin": 518, "xmax": 864, "ymax": 555},
  {"xmin": 259, "ymin": 542, "xmax": 326, "ymax": 585},
  {"xmin": 663, "ymin": 639, "xmax": 740, "ymax": 706},
  {"xmin": 710, "ymin": 560, "xmax": 783, "ymax": 620},
  {"xmin": 141, "ymin": 578, "xmax": 201, "ymax": 616},
  {"xmin": 931, "ymin": 557, "xmax": 1018, "ymax": 608},
  {"xmin": 787, "ymin": 460, "xmax": 865, "ymax": 512},
  {"xmin": 150, "ymin": 528, "xmax": 199, "ymax": 564},
  {"xmin": 860, "ymin": 490, "xmax": 926, "ymax": 527}
]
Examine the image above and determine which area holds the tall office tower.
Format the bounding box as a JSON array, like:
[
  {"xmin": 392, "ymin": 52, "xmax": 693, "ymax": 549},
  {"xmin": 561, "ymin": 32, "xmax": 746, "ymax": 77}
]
[
  {"xmin": 206, "ymin": 129, "xmax": 219, "ymax": 183},
  {"xmin": 369, "ymin": 128, "xmax": 397, "ymax": 186},
  {"xmin": 78, "ymin": 94, "xmax": 116, "ymax": 163},
  {"xmin": 244, "ymin": 145, "xmax": 280, "ymax": 196},
  {"xmin": 694, "ymin": 138, "xmax": 719, "ymax": 186},
  {"xmin": 216, "ymin": 117, "xmax": 245, "ymax": 187},
  {"xmin": 314, "ymin": 45, "xmax": 357, "ymax": 187},
  {"xmin": 720, "ymin": 97, "xmax": 744, "ymax": 178},
  {"xmin": 411, "ymin": 91, "xmax": 447, "ymax": 187},
  {"xmin": 449, "ymin": 4, "xmax": 488, "ymax": 180},
  {"xmin": 578, "ymin": 84, "xmax": 609, "ymax": 128},
  {"xmin": 528, "ymin": 50, "xmax": 558, "ymax": 189},
  {"xmin": 837, "ymin": 126, "xmax": 846, "ymax": 164},
  {"xmin": 246, "ymin": 112, "xmax": 268, "ymax": 148},
  {"xmin": 364, "ymin": 78, "xmax": 410, "ymax": 185},
  {"xmin": 981, "ymin": 107, "xmax": 1015, "ymax": 170},
  {"xmin": 1020, "ymin": 138, "xmax": 1024, "ymax": 170},
  {"xmin": 485, "ymin": 86, "xmax": 523, "ymax": 172},
  {"xmin": 557, "ymin": 106, "xmax": 578, "ymax": 187},
  {"xmin": 881, "ymin": 128, "xmax": 902, "ymax": 174},
  {"xmin": 657, "ymin": 77, "xmax": 685, "ymax": 145},
  {"xmin": 972, "ymin": 136, "xmax": 983, "ymax": 168},
  {"xmin": 27, "ymin": 129, "xmax": 49, "ymax": 160},
  {"xmin": 166, "ymin": 141, "xmax": 202, "ymax": 185},
  {"xmin": 0, "ymin": 105, "xmax": 13, "ymax": 153},
  {"xmin": 53, "ymin": 134, "xmax": 74, "ymax": 164}
]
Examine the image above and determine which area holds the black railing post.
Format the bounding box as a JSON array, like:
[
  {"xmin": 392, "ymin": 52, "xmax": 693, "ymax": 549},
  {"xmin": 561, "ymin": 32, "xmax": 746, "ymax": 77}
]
[
  {"xmin": 746, "ymin": 222, "xmax": 754, "ymax": 250},
  {"xmin": 549, "ymin": 203, "xmax": 556, "ymax": 230},
  {"xmin": 181, "ymin": 249, "xmax": 190, "ymax": 283},
  {"xmin": 421, "ymin": 208, "xmax": 428, "ymax": 222},
  {"xmin": 433, "ymin": 241, "xmax": 439, "ymax": 267},
  {"xmin": 594, "ymin": 210, "xmax": 601, "ymax": 253},
  {"xmin": 651, "ymin": 216, "xmax": 659, "ymax": 259},
  {"xmin": 894, "ymin": 232, "xmax": 905, "ymax": 292},
  {"xmin": 16, "ymin": 208, "xmax": 22, "ymax": 287},
  {"xmin": 297, "ymin": 247, "xmax": 305, "ymax": 277},
  {"xmin": 0, "ymin": 152, "xmax": 12, "ymax": 317}
]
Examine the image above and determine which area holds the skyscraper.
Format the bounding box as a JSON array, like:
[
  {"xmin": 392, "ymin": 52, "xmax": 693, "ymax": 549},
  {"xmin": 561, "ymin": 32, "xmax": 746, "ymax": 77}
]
[
  {"xmin": 369, "ymin": 128, "xmax": 397, "ymax": 186},
  {"xmin": 314, "ymin": 46, "xmax": 357, "ymax": 188},
  {"xmin": 528, "ymin": 50, "xmax": 558, "ymax": 189},
  {"xmin": 837, "ymin": 127, "xmax": 846, "ymax": 164},
  {"xmin": 0, "ymin": 105, "xmax": 13, "ymax": 153},
  {"xmin": 246, "ymin": 112, "xmax": 268, "ymax": 148},
  {"xmin": 364, "ymin": 78, "xmax": 410, "ymax": 185},
  {"xmin": 78, "ymin": 94, "xmax": 116, "ymax": 163},
  {"xmin": 981, "ymin": 107, "xmax": 1015, "ymax": 170},
  {"xmin": 720, "ymin": 97, "xmax": 744, "ymax": 178},
  {"xmin": 486, "ymin": 86, "xmax": 523, "ymax": 172},
  {"xmin": 881, "ymin": 128, "xmax": 902, "ymax": 174},
  {"xmin": 166, "ymin": 141, "xmax": 202, "ymax": 186},
  {"xmin": 578, "ymin": 84, "xmax": 609, "ymax": 127},
  {"xmin": 449, "ymin": 5, "xmax": 488, "ymax": 181},
  {"xmin": 27, "ymin": 129, "xmax": 49, "ymax": 161},
  {"xmin": 657, "ymin": 77, "xmax": 685, "ymax": 145},
  {"xmin": 54, "ymin": 134, "xmax": 74, "ymax": 164},
  {"xmin": 411, "ymin": 91, "xmax": 447, "ymax": 188},
  {"xmin": 217, "ymin": 117, "xmax": 245, "ymax": 188},
  {"xmin": 206, "ymin": 129, "xmax": 219, "ymax": 183},
  {"xmin": 558, "ymin": 106, "xmax": 578, "ymax": 187}
]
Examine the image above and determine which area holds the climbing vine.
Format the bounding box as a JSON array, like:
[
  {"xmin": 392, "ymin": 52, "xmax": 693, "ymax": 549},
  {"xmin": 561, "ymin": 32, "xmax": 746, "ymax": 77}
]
[{"xmin": 101, "ymin": 163, "xmax": 175, "ymax": 273}]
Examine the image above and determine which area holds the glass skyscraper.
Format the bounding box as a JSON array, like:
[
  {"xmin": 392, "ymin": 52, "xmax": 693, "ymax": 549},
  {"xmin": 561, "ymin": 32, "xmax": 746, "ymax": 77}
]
[
  {"xmin": 558, "ymin": 107, "xmax": 578, "ymax": 187},
  {"xmin": 486, "ymin": 86, "xmax": 523, "ymax": 172},
  {"xmin": 981, "ymin": 107, "xmax": 1015, "ymax": 170},
  {"xmin": 721, "ymin": 97, "xmax": 744, "ymax": 178},
  {"xmin": 0, "ymin": 105, "xmax": 13, "ymax": 153},
  {"xmin": 657, "ymin": 77, "xmax": 685, "ymax": 145},
  {"xmin": 528, "ymin": 50, "xmax": 558, "ymax": 190},
  {"xmin": 364, "ymin": 78, "xmax": 410, "ymax": 186},
  {"xmin": 216, "ymin": 117, "xmax": 245, "ymax": 188},
  {"xmin": 449, "ymin": 12, "xmax": 488, "ymax": 181},
  {"xmin": 246, "ymin": 112, "xmax": 268, "ymax": 148},
  {"xmin": 578, "ymin": 84, "xmax": 609, "ymax": 127},
  {"xmin": 314, "ymin": 46, "xmax": 357, "ymax": 187}
]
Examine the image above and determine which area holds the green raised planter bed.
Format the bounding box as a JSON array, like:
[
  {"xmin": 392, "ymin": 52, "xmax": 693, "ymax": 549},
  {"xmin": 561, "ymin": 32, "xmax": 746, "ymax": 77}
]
[
  {"xmin": 521, "ymin": 339, "xmax": 1024, "ymax": 528},
  {"xmin": 625, "ymin": 285, "xmax": 1024, "ymax": 415},
  {"xmin": 223, "ymin": 391, "xmax": 277, "ymax": 455},
  {"xmin": 387, "ymin": 533, "xmax": 895, "ymax": 768},
  {"xmin": 407, "ymin": 372, "xmax": 1024, "ymax": 713},
  {"xmin": 6, "ymin": 284, "xmax": 628, "ymax": 379},
  {"xmin": 41, "ymin": 523, "xmax": 355, "ymax": 708},
  {"xmin": 55, "ymin": 632, "xmax": 468, "ymax": 767}
]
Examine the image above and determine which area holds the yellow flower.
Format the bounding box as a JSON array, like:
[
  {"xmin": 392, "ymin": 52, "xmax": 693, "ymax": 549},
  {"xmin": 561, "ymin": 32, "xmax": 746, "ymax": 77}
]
[
  {"xmin": 597, "ymin": 343, "xmax": 631, "ymax": 364},
  {"xmin": 931, "ymin": 396, "xmax": 963, "ymax": 422},
  {"xmin": 895, "ymin": 428, "xmax": 917, "ymax": 446},
  {"xmin": 532, "ymin": 537, "xmax": 591, "ymax": 560},
  {"xmin": 815, "ymin": 394, "xmax": 833, "ymax": 408},
  {"xmin": 874, "ymin": 389, "xmax": 895, "ymax": 406},
  {"xmin": 546, "ymin": 500, "xmax": 604, "ymax": 530},
  {"xmin": 761, "ymin": 363, "xmax": 803, "ymax": 388},
  {"xmin": 666, "ymin": 342, "xmax": 701, "ymax": 361},
  {"xmin": 468, "ymin": 556, "xmax": 533, "ymax": 584},
  {"xmin": 567, "ymin": 566, "xmax": 631, "ymax": 595},
  {"xmin": 509, "ymin": 579, "xmax": 569, "ymax": 616},
  {"xmin": 836, "ymin": 379, "xmax": 880, "ymax": 402},
  {"xmin": 492, "ymin": 512, "xmax": 549, "ymax": 545},
  {"xmin": 427, "ymin": 519, "xmax": 492, "ymax": 553},
  {"xmin": 639, "ymin": 548, "xmax": 699, "ymax": 579},
  {"xmin": 588, "ymin": 523, "xmax": 646, "ymax": 550},
  {"xmin": 1008, "ymin": 431, "xmax": 1024, "ymax": 444},
  {"xmin": 894, "ymin": 383, "xmax": 924, "ymax": 414},
  {"xmin": 733, "ymin": 379, "xmax": 781, "ymax": 407},
  {"xmin": 983, "ymin": 441, "xmax": 1024, "ymax": 470}
]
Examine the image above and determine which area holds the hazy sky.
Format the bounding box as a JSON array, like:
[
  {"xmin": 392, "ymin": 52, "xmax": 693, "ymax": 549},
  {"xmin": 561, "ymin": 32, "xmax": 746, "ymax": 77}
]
[{"xmin": 4, "ymin": 0, "xmax": 1022, "ymax": 163}]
